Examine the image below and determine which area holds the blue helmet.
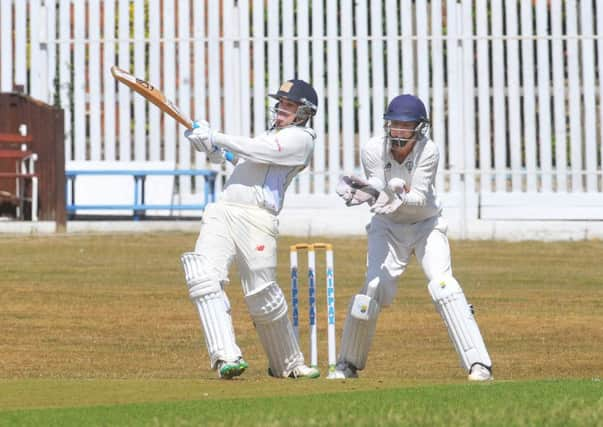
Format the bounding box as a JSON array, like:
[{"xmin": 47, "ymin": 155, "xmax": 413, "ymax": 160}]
[
  {"xmin": 383, "ymin": 94, "xmax": 430, "ymax": 147},
  {"xmin": 384, "ymin": 94, "xmax": 428, "ymax": 122}
]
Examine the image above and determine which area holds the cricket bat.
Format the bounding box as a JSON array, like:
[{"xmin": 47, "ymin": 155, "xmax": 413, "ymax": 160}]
[{"xmin": 110, "ymin": 65, "xmax": 193, "ymax": 129}]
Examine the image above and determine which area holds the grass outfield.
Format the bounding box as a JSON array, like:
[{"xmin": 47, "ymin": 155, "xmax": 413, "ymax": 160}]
[
  {"xmin": 0, "ymin": 380, "xmax": 601, "ymax": 426},
  {"xmin": 1, "ymin": 234, "xmax": 602, "ymax": 425}
]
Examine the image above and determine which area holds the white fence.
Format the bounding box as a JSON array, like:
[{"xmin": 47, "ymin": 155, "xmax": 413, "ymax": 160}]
[{"xmin": 1, "ymin": 0, "xmax": 603, "ymax": 228}]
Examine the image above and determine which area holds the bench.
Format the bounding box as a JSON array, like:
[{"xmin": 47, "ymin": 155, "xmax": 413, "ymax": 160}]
[
  {"xmin": 65, "ymin": 168, "xmax": 217, "ymax": 220},
  {"xmin": 0, "ymin": 134, "xmax": 39, "ymax": 221}
]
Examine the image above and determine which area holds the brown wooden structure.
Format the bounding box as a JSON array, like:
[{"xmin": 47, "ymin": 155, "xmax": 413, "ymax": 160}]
[{"xmin": 0, "ymin": 93, "xmax": 65, "ymax": 229}]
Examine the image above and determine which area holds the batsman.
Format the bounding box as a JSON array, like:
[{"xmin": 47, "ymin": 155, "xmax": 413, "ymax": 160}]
[
  {"xmin": 333, "ymin": 94, "xmax": 493, "ymax": 381},
  {"xmin": 180, "ymin": 80, "xmax": 321, "ymax": 379}
]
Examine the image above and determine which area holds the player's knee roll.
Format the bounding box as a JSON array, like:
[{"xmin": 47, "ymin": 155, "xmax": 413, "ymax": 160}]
[
  {"xmin": 349, "ymin": 294, "xmax": 380, "ymax": 321},
  {"xmin": 245, "ymin": 281, "xmax": 288, "ymax": 324},
  {"xmin": 181, "ymin": 252, "xmax": 222, "ymax": 299},
  {"xmin": 427, "ymin": 275, "xmax": 463, "ymax": 301}
]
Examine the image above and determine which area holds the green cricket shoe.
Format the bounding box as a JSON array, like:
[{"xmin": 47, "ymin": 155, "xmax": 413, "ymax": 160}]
[{"xmin": 218, "ymin": 358, "xmax": 249, "ymax": 379}]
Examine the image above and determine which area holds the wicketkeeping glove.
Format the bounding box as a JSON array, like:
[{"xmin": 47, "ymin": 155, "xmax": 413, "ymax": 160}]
[{"xmin": 336, "ymin": 175, "xmax": 381, "ymax": 206}]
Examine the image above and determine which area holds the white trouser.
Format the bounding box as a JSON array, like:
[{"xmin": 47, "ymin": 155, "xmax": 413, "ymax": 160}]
[
  {"xmin": 187, "ymin": 201, "xmax": 303, "ymax": 373},
  {"xmin": 365, "ymin": 214, "xmax": 451, "ymax": 306},
  {"xmin": 339, "ymin": 214, "xmax": 491, "ymax": 372},
  {"xmin": 194, "ymin": 202, "xmax": 279, "ymax": 295}
]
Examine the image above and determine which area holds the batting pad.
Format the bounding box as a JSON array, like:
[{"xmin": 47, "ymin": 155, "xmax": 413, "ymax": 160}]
[
  {"xmin": 181, "ymin": 252, "xmax": 242, "ymax": 369},
  {"xmin": 338, "ymin": 294, "xmax": 380, "ymax": 370},
  {"xmin": 428, "ymin": 275, "xmax": 492, "ymax": 372},
  {"xmin": 245, "ymin": 282, "xmax": 304, "ymax": 377}
]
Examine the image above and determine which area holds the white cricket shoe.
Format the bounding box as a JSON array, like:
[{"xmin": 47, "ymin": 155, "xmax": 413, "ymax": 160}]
[
  {"xmin": 327, "ymin": 361, "xmax": 358, "ymax": 380},
  {"xmin": 468, "ymin": 363, "xmax": 493, "ymax": 381},
  {"xmin": 267, "ymin": 364, "xmax": 320, "ymax": 379},
  {"xmin": 289, "ymin": 364, "xmax": 320, "ymax": 379}
]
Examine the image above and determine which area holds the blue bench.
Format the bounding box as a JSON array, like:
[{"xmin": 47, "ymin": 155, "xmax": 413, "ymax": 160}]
[{"xmin": 65, "ymin": 169, "xmax": 217, "ymax": 220}]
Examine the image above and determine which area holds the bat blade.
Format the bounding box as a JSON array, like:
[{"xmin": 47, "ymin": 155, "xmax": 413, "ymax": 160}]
[{"xmin": 110, "ymin": 66, "xmax": 193, "ymax": 129}]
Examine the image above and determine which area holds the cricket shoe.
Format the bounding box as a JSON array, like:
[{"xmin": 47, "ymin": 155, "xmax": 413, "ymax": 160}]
[
  {"xmin": 327, "ymin": 361, "xmax": 358, "ymax": 380},
  {"xmin": 267, "ymin": 364, "xmax": 320, "ymax": 379},
  {"xmin": 218, "ymin": 358, "xmax": 249, "ymax": 379},
  {"xmin": 468, "ymin": 363, "xmax": 493, "ymax": 381}
]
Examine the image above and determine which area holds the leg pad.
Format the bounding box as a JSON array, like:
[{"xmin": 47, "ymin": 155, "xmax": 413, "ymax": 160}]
[
  {"xmin": 245, "ymin": 282, "xmax": 304, "ymax": 377},
  {"xmin": 181, "ymin": 252, "xmax": 241, "ymax": 368},
  {"xmin": 338, "ymin": 294, "xmax": 380, "ymax": 370},
  {"xmin": 428, "ymin": 275, "xmax": 492, "ymax": 372}
]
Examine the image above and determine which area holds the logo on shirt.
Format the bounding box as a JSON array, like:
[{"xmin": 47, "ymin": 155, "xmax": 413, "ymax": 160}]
[
  {"xmin": 405, "ymin": 161, "xmax": 413, "ymax": 172},
  {"xmin": 256, "ymin": 244, "xmax": 265, "ymax": 251},
  {"xmin": 275, "ymin": 138, "xmax": 283, "ymax": 152}
]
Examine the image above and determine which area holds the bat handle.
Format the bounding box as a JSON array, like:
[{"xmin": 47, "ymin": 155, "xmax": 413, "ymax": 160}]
[{"xmin": 224, "ymin": 151, "xmax": 235, "ymax": 163}]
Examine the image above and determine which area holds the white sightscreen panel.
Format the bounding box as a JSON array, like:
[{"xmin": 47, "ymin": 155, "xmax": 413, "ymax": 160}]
[
  {"xmin": 462, "ymin": 0, "xmax": 475, "ymax": 194},
  {"xmin": 223, "ymin": 0, "xmax": 237, "ymax": 136},
  {"xmin": 400, "ymin": 0, "xmax": 414, "ymax": 93},
  {"xmin": 59, "ymin": 0, "xmax": 72, "ymax": 161},
  {"xmin": 341, "ymin": 0, "xmax": 354, "ymax": 173},
  {"xmin": 491, "ymin": 0, "xmax": 506, "ymax": 192},
  {"xmin": 297, "ymin": 0, "xmax": 311, "ymax": 193},
  {"xmin": 89, "ymin": 0, "xmax": 102, "ymax": 160},
  {"xmin": 178, "ymin": 0, "xmax": 192, "ymax": 192},
  {"xmin": 551, "ymin": 0, "xmax": 567, "ymax": 192},
  {"xmin": 431, "ymin": 0, "xmax": 445, "ymax": 192},
  {"xmin": 238, "ymin": 0, "xmax": 251, "ymax": 138},
  {"xmin": 193, "ymin": 1, "xmax": 208, "ymax": 171},
  {"xmin": 536, "ymin": 0, "xmax": 552, "ymax": 191},
  {"xmin": 46, "ymin": 0, "xmax": 57, "ymax": 106},
  {"xmin": 15, "ymin": 0, "xmax": 26, "ymax": 88},
  {"xmin": 282, "ymin": 0, "xmax": 294, "ymax": 80},
  {"xmin": 505, "ymin": 0, "xmax": 521, "ymax": 191},
  {"xmin": 162, "ymin": 0, "xmax": 176, "ymax": 162},
  {"xmin": 73, "ymin": 0, "xmax": 86, "ymax": 160},
  {"xmin": 370, "ymin": 0, "xmax": 384, "ymax": 132},
  {"xmin": 446, "ymin": 0, "xmax": 461, "ymax": 192},
  {"xmin": 0, "ymin": 0, "xmax": 13, "ymax": 92},
  {"xmin": 416, "ymin": 0, "xmax": 429, "ymax": 111},
  {"xmin": 118, "ymin": 0, "xmax": 131, "ymax": 161},
  {"xmin": 207, "ymin": 0, "xmax": 223, "ymax": 192},
  {"xmin": 267, "ymin": 0, "xmax": 279, "ymax": 99},
  {"xmin": 565, "ymin": 0, "xmax": 583, "ymax": 192},
  {"xmin": 221, "ymin": 1, "xmax": 237, "ymax": 181},
  {"xmin": 598, "ymin": 0, "xmax": 603, "ymax": 191},
  {"xmin": 102, "ymin": 0, "xmax": 116, "ymax": 161},
  {"xmin": 476, "ymin": 0, "xmax": 491, "ymax": 192},
  {"xmin": 580, "ymin": 0, "xmax": 597, "ymax": 192},
  {"xmin": 521, "ymin": 0, "xmax": 537, "ymax": 193},
  {"xmin": 326, "ymin": 0, "xmax": 339, "ymax": 193},
  {"xmin": 29, "ymin": 0, "xmax": 44, "ymax": 99},
  {"xmin": 149, "ymin": 0, "xmax": 161, "ymax": 161},
  {"xmin": 355, "ymin": 0, "xmax": 370, "ymax": 168},
  {"xmin": 134, "ymin": 0, "xmax": 146, "ymax": 161},
  {"xmin": 252, "ymin": 0, "xmax": 265, "ymax": 137},
  {"xmin": 312, "ymin": 0, "xmax": 326, "ymax": 193},
  {"xmin": 385, "ymin": 0, "xmax": 399, "ymax": 100}
]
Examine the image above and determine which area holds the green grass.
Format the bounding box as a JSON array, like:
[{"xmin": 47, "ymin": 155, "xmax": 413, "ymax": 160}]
[{"xmin": 1, "ymin": 380, "xmax": 601, "ymax": 427}]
